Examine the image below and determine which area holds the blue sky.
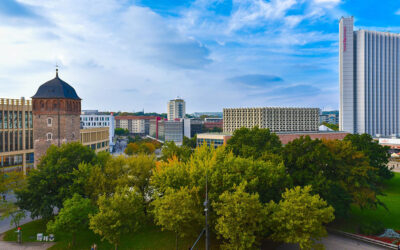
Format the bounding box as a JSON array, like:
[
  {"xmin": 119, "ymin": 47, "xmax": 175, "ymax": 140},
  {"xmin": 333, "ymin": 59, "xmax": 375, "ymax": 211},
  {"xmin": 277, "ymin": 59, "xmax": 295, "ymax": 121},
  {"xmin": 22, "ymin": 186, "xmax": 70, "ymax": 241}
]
[{"xmin": 0, "ymin": 0, "xmax": 399, "ymax": 113}]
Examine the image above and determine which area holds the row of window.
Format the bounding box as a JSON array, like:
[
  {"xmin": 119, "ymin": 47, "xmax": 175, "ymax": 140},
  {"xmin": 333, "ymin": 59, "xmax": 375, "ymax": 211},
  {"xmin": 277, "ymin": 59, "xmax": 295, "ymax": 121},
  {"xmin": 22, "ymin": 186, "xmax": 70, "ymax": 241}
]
[
  {"xmin": 0, "ymin": 131, "xmax": 33, "ymax": 152},
  {"xmin": 82, "ymin": 122, "xmax": 110, "ymax": 126},
  {"xmin": 0, "ymin": 111, "xmax": 33, "ymax": 129},
  {"xmin": 0, "ymin": 153, "xmax": 34, "ymax": 168},
  {"xmin": 81, "ymin": 117, "xmax": 110, "ymax": 121}
]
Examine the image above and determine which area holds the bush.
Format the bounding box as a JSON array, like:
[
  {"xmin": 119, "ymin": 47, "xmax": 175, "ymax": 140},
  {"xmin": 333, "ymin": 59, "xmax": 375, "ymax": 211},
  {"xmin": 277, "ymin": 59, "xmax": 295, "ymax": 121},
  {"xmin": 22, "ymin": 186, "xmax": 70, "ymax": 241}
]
[{"xmin": 359, "ymin": 221, "xmax": 385, "ymax": 235}]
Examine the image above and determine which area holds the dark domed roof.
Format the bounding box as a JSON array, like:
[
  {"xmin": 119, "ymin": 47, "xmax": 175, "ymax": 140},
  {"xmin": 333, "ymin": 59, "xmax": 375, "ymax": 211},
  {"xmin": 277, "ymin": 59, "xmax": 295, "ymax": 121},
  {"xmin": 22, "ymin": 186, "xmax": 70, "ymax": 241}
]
[{"xmin": 32, "ymin": 71, "xmax": 81, "ymax": 100}]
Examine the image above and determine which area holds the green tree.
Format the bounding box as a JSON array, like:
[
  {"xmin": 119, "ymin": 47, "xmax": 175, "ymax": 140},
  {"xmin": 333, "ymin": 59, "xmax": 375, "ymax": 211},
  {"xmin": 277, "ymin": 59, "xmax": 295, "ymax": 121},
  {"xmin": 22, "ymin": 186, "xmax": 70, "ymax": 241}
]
[
  {"xmin": 161, "ymin": 141, "xmax": 192, "ymax": 162},
  {"xmin": 152, "ymin": 186, "xmax": 203, "ymax": 249},
  {"xmin": 0, "ymin": 171, "xmax": 24, "ymax": 200},
  {"xmin": 124, "ymin": 143, "xmax": 139, "ymax": 155},
  {"xmin": 214, "ymin": 182, "xmax": 265, "ymax": 249},
  {"xmin": 89, "ymin": 187, "xmax": 144, "ymax": 250},
  {"xmin": 321, "ymin": 122, "xmax": 339, "ymax": 131},
  {"xmin": 115, "ymin": 128, "xmax": 129, "ymax": 136},
  {"xmin": 47, "ymin": 194, "xmax": 96, "ymax": 246},
  {"xmin": 0, "ymin": 201, "xmax": 26, "ymax": 229},
  {"xmin": 267, "ymin": 186, "xmax": 334, "ymax": 250},
  {"xmin": 226, "ymin": 127, "xmax": 282, "ymax": 159},
  {"xmin": 16, "ymin": 142, "xmax": 97, "ymax": 219},
  {"xmin": 344, "ymin": 133, "xmax": 393, "ymax": 180},
  {"xmin": 182, "ymin": 135, "xmax": 197, "ymax": 149}
]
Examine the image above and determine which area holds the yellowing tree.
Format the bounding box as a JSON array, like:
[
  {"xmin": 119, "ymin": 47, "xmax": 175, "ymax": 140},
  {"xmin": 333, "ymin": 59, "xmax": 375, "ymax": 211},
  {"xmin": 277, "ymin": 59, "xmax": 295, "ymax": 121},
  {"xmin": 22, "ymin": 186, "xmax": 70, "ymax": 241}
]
[{"xmin": 268, "ymin": 186, "xmax": 334, "ymax": 250}]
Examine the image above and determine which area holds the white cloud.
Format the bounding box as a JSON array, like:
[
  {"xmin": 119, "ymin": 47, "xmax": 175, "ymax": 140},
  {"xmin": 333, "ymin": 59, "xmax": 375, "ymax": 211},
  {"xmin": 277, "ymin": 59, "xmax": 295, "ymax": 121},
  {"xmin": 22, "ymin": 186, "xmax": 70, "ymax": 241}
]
[{"xmin": 396, "ymin": 9, "xmax": 400, "ymax": 15}]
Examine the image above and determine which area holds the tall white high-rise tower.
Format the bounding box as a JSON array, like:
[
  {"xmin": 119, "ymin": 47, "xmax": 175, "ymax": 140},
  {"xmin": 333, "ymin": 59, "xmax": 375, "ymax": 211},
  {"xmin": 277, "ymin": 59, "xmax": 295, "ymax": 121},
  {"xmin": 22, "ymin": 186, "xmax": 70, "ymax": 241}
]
[{"xmin": 167, "ymin": 98, "xmax": 186, "ymax": 120}]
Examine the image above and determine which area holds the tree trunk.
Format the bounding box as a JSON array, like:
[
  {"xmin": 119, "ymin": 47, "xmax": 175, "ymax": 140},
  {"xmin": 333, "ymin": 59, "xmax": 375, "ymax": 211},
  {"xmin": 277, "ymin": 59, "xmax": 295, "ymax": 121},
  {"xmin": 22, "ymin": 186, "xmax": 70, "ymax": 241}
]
[{"xmin": 176, "ymin": 232, "xmax": 178, "ymax": 250}]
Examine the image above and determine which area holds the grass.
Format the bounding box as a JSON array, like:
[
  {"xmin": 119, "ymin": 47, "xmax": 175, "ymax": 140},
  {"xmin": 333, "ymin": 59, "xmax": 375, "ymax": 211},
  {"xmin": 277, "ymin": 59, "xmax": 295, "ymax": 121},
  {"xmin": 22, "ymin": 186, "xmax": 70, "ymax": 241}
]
[
  {"xmin": 4, "ymin": 219, "xmax": 218, "ymax": 249},
  {"xmin": 334, "ymin": 172, "xmax": 400, "ymax": 233}
]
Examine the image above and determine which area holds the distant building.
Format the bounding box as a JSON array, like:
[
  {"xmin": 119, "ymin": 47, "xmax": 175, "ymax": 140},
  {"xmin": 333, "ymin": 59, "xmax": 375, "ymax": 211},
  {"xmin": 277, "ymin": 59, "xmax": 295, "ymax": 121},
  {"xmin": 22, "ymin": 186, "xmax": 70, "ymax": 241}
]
[
  {"xmin": 183, "ymin": 118, "xmax": 203, "ymax": 138},
  {"xmin": 115, "ymin": 116, "xmax": 157, "ymax": 135},
  {"xmin": 339, "ymin": 17, "xmax": 400, "ymax": 137},
  {"xmin": 80, "ymin": 127, "xmax": 110, "ymax": 152},
  {"xmin": 320, "ymin": 111, "xmax": 339, "ymax": 125},
  {"xmin": 149, "ymin": 117, "xmax": 165, "ymax": 140},
  {"xmin": 223, "ymin": 107, "xmax": 320, "ymax": 133},
  {"xmin": 80, "ymin": 112, "xmax": 115, "ymax": 151},
  {"xmin": 168, "ymin": 98, "xmax": 186, "ymax": 120},
  {"xmin": 165, "ymin": 120, "xmax": 183, "ymax": 143},
  {"xmin": 192, "ymin": 112, "xmax": 223, "ymax": 118},
  {"xmin": 197, "ymin": 133, "xmax": 232, "ymax": 148},
  {"xmin": 203, "ymin": 117, "xmax": 223, "ymax": 131}
]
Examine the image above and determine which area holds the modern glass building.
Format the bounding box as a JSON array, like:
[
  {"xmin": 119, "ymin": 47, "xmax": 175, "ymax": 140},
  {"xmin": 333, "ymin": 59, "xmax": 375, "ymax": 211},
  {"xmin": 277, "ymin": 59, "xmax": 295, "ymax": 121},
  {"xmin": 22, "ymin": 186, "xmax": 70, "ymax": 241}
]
[{"xmin": 339, "ymin": 17, "xmax": 400, "ymax": 137}]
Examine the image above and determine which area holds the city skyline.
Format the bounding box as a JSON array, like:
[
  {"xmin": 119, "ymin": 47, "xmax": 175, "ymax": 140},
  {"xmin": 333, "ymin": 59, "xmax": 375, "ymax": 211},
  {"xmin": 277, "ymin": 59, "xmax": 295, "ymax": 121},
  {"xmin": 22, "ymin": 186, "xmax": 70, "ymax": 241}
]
[{"xmin": 0, "ymin": 0, "xmax": 400, "ymax": 113}]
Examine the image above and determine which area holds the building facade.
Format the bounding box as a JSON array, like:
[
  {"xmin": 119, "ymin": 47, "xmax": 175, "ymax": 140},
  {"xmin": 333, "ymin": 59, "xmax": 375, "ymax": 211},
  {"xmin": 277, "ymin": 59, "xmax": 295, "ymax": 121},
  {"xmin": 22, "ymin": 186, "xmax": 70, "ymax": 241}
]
[
  {"xmin": 81, "ymin": 111, "xmax": 115, "ymax": 150},
  {"xmin": 80, "ymin": 127, "xmax": 110, "ymax": 152},
  {"xmin": 0, "ymin": 98, "xmax": 34, "ymax": 173},
  {"xmin": 168, "ymin": 98, "xmax": 186, "ymax": 120},
  {"xmin": 183, "ymin": 118, "xmax": 203, "ymax": 138},
  {"xmin": 339, "ymin": 17, "xmax": 400, "ymax": 137},
  {"xmin": 149, "ymin": 117, "xmax": 164, "ymax": 140},
  {"xmin": 320, "ymin": 111, "xmax": 339, "ymax": 125},
  {"xmin": 223, "ymin": 107, "xmax": 320, "ymax": 133},
  {"xmin": 32, "ymin": 70, "xmax": 81, "ymax": 167},
  {"xmin": 164, "ymin": 120, "xmax": 183, "ymax": 143},
  {"xmin": 115, "ymin": 116, "xmax": 156, "ymax": 135}
]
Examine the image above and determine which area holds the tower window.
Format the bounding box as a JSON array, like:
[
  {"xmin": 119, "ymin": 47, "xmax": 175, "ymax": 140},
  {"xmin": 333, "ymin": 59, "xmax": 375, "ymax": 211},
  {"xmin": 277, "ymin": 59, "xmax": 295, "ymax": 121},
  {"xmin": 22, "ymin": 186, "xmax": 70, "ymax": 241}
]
[
  {"xmin": 47, "ymin": 118, "xmax": 52, "ymax": 127},
  {"xmin": 46, "ymin": 133, "xmax": 53, "ymax": 141}
]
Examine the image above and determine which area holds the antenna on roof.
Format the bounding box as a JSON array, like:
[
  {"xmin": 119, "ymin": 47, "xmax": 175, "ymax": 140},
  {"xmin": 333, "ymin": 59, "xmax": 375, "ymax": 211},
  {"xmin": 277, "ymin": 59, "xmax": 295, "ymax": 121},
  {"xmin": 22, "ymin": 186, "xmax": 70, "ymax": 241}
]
[{"xmin": 55, "ymin": 63, "xmax": 59, "ymax": 77}]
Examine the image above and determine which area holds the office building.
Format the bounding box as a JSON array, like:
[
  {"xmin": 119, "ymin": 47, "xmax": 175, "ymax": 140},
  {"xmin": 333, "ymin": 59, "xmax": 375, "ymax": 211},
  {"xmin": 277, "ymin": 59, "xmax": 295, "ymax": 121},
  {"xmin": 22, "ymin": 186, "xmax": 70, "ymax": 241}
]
[
  {"xmin": 168, "ymin": 98, "xmax": 186, "ymax": 120},
  {"xmin": 223, "ymin": 107, "xmax": 320, "ymax": 133},
  {"xmin": 183, "ymin": 118, "xmax": 203, "ymax": 138},
  {"xmin": 0, "ymin": 98, "xmax": 34, "ymax": 173},
  {"xmin": 80, "ymin": 127, "xmax": 110, "ymax": 152},
  {"xmin": 149, "ymin": 117, "xmax": 165, "ymax": 140},
  {"xmin": 165, "ymin": 120, "xmax": 183, "ymax": 143},
  {"xmin": 81, "ymin": 111, "xmax": 115, "ymax": 151},
  {"xmin": 203, "ymin": 117, "xmax": 223, "ymax": 131},
  {"xmin": 320, "ymin": 111, "xmax": 339, "ymax": 125},
  {"xmin": 339, "ymin": 17, "xmax": 400, "ymax": 137}
]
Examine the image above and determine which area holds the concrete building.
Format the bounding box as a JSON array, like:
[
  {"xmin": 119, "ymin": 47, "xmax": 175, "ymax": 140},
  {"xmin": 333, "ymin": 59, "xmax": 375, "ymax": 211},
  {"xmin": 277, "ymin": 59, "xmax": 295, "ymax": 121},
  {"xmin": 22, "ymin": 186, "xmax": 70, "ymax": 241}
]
[
  {"xmin": 0, "ymin": 98, "xmax": 34, "ymax": 173},
  {"xmin": 32, "ymin": 70, "xmax": 81, "ymax": 167},
  {"xmin": 223, "ymin": 107, "xmax": 320, "ymax": 133},
  {"xmin": 165, "ymin": 120, "xmax": 183, "ymax": 143},
  {"xmin": 80, "ymin": 111, "xmax": 115, "ymax": 151},
  {"xmin": 197, "ymin": 133, "xmax": 232, "ymax": 148},
  {"xmin": 168, "ymin": 98, "xmax": 186, "ymax": 120},
  {"xmin": 149, "ymin": 117, "xmax": 165, "ymax": 140},
  {"xmin": 320, "ymin": 111, "xmax": 339, "ymax": 125},
  {"xmin": 339, "ymin": 17, "xmax": 400, "ymax": 137},
  {"xmin": 115, "ymin": 116, "xmax": 156, "ymax": 135}
]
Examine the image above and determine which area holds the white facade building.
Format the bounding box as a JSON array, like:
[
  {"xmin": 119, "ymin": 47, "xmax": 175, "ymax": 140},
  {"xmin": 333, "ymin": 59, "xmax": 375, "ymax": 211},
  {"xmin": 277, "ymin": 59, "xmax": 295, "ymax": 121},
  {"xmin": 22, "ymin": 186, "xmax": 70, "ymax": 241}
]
[
  {"xmin": 80, "ymin": 112, "xmax": 115, "ymax": 150},
  {"xmin": 339, "ymin": 17, "xmax": 400, "ymax": 137},
  {"xmin": 168, "ymin": 98, "xmax": 186, "ymax": 120}
]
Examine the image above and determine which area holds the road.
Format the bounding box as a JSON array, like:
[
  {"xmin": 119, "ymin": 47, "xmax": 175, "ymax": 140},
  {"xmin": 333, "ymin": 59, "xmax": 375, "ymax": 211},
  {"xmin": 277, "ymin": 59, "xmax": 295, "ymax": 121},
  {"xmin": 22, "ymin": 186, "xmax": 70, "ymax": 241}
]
[{"xmin": 278, "ymin": 232, "xmax": 388, "ymax": 250}]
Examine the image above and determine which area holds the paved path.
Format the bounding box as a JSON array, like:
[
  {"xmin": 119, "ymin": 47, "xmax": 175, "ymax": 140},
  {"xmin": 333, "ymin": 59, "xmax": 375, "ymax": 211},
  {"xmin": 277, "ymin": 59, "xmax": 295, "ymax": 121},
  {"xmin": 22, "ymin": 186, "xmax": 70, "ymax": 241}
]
[
  {"xmin": 278, "ymin": 232, "xmax": 388, "ymax": 250},
  {"xmin": 0, "ymin": 241, "xmax": 54, "ymax": 250}
]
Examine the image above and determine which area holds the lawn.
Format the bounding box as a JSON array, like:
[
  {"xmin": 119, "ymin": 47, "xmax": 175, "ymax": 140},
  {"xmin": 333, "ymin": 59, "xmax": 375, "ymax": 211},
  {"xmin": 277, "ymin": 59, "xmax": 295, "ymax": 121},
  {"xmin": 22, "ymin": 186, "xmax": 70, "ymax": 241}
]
[
  {"xmin": 3, "ymin": 219, "xmax": 217, "ymax": 249},
  {"xmin": 334, "ymin": 172, "xmax": 400, "ymax": 233}
]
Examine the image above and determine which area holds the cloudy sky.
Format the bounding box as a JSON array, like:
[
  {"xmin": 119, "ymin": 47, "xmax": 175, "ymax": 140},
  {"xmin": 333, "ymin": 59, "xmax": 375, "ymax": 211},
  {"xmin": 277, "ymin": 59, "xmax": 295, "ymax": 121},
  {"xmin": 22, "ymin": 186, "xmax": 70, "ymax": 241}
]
[{"xmin": 0, "ymin": 0, "xmax": 399, "ymax": 113}]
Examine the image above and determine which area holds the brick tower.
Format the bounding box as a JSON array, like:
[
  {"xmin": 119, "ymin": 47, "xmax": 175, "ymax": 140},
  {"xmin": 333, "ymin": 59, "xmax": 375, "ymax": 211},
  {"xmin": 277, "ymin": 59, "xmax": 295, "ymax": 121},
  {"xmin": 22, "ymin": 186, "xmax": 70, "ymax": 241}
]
[{"xmin": 32, "ymin": 69, "xmax": 81, "ymax": 166}]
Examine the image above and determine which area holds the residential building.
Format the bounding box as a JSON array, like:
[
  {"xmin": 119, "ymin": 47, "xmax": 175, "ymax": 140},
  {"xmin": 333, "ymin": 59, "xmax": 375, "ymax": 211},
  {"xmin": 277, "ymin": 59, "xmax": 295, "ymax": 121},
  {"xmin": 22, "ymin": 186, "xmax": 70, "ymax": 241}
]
[
  {"xmin": 320, "ymin": 111, "xmax": 339, "ymax": 125},
  {"xmin": 0, "ymin": 98, "xmax": 34, "ymax": 173},
  {"xmin": 223, "ymin": 107, "xmax": 320, "ymax": 133},
  {"xmin": 32, "ymin": 69, "xmax": 81, "ymax": 167},
  {"xmin": 115, "ymin": 116, "xmax": 157, "ymax": 135},
  {"xmin": 165, "ymin": 120, "xmax": 183, "ymax": 143},
  {"xmin": 339, "ymin": 17, "xmax": 400, "ymax": 137},
  {"xmin": 167, "ymin": 98, "xmax": 186, "ymax": 120},
  {"xmin": 80, "ymin": 111, "xmax": 115, "ymax": 151}
]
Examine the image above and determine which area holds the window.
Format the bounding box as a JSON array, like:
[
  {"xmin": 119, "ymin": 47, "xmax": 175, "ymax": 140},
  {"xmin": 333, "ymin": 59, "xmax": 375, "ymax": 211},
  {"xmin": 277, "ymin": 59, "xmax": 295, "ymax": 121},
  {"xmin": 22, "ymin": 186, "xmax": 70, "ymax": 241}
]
[
  {"xmin": 46, "ymin": 133, "xmax": 52, "ymax": 141},
  {"xmin": 47, "ymin": 118, "xmax": 52, "ymax": 127}
]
